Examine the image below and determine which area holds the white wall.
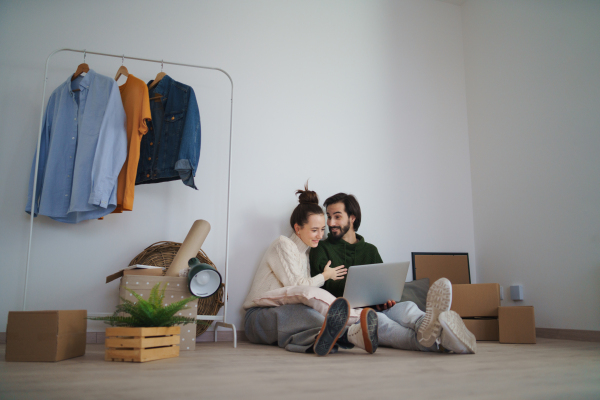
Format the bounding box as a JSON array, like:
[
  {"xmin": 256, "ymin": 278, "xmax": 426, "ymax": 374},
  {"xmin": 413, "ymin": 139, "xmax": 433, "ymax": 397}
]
[
  {"xmin": 0, "ymin": 0, "xmax": 475, "ymax": 333},
  {"xmin": 462, "ymin": 0, "xmax": 600, "ymax": 330}
]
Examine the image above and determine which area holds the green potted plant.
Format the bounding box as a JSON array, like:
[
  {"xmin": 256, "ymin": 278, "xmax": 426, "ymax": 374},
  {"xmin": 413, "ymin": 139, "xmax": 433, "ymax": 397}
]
[{"xmin": 89, "ymin": 283, "xmax": 198, "ymax": 362}]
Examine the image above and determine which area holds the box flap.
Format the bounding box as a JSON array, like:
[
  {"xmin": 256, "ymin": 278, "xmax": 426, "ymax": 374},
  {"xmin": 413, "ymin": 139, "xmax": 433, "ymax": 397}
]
[
  {"xmin": 106, "ymin": 270, "xmax": 125, "ymax": 284},
  {"xmin": 412, "ymin": 253, "xmax": 470, "ymax": 286},
  {"xmin": 107, "ymin": 266, "xmax": 166, "ymax": 283}
]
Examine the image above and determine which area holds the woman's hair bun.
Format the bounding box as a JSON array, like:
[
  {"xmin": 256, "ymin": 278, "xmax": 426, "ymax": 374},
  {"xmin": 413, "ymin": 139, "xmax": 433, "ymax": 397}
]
[{"xmin": 296, "ymin": 182, "xmax": 319, "ymax": 205}]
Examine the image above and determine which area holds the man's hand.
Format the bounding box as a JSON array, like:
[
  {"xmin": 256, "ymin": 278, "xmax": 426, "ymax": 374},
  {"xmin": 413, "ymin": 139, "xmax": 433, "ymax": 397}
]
[{"xmin": 375, "ymin": 300, "xmax": 396, "ymax": 311}]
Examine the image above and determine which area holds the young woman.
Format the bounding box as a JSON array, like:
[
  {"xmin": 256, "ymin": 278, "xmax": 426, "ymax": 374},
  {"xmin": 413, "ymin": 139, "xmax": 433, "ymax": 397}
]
[{"xmin": 243, "ymin": 184, "xmax": 379, "ymax": 356}]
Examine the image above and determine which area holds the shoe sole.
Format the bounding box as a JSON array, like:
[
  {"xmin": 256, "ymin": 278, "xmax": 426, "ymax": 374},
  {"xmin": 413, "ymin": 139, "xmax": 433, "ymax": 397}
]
[
  {"xmin": 314, "ymin": 298, "xmax": 350, "ymax": 356},
  {"xmin": 439, "ymin": 311, "xmax": 477, "ymax": 354},
  {"xmin": 417, "ymin": 278, "xmax": 452, "ymax": 347},
  {"xmin": 360, "ymin": 308, "xmax": 378, "ymax": 354}
]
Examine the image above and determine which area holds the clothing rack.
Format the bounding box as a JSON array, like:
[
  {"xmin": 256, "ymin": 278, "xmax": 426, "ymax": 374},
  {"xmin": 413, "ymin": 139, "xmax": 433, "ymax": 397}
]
[{"xmin": 25, "ymin": 48, "xmax": 237, "ymax": 347}]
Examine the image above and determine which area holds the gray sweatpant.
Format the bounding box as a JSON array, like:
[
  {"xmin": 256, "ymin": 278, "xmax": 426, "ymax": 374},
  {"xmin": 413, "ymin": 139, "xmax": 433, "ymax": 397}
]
[
  {"xmin": 378, "ymin": 301, "xmax": 439, "ymax": 352},
  {"xmin": 244, "ymin": 304, "xmax": 324, "ymax": 353},
  {"xmin": 245, "ymin": 301, "xmax": 438, "ymax": 353}
]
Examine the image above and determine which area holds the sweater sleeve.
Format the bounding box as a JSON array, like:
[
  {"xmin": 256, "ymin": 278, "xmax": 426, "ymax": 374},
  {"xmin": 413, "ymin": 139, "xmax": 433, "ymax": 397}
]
[{"xmin": 272, "ymin": 238, "xmax": 325, "ymax": 287}]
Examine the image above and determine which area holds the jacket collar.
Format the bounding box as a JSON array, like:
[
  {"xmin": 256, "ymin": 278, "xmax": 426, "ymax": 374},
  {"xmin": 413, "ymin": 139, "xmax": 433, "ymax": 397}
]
[
  {"xmin": 148, "ymin": 74, "xmax": 173, "ymax": 97},
  {"xmin": 289, "ymin": 233, "xmax": 310, "ymax": 254}
]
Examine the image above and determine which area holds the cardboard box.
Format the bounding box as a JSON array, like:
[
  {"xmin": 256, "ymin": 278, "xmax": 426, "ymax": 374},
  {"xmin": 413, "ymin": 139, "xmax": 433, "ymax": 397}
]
[
  {"xmin": 412, "ymin": 253, "xmax": 470, "ymax": 286},
  {"xmin": 451, "ymin": 283, "xmax": 500, "ymax": 317},
  {"xmin": 119, "ymin": 276, "xmax": 197, "ymax": 351},
  {"xmin": 462, "ymin": 318, "xmax": 499, "ymax": 341},
  {"xmin": 6, "ymin": 310, "xmax": 87, "ymax": 362},
  {"xmin": 499, "ymin": 306, "xmax": 536, "ymax": 344}
]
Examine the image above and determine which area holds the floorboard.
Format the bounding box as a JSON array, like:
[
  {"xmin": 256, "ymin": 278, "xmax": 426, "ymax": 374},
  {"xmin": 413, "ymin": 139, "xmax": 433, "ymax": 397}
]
[{"xmin": 1, "ymin": 338, "xmax": 599, "ymax": 399}]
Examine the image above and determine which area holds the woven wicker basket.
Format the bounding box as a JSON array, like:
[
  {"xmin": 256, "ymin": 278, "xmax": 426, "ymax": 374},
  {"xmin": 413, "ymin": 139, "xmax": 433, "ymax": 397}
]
[{"xmin": 128, "ymin": 241, "xmax": 224, "ymax": 337}]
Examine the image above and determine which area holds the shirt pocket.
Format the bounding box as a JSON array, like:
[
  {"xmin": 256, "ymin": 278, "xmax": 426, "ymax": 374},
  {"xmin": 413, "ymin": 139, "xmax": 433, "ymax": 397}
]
[{"xmin": 164, "ymin": 111, "xmax": 185, "ymax": 136}]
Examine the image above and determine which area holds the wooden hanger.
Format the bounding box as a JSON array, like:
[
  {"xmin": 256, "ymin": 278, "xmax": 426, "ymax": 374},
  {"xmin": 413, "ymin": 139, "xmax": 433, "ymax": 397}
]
[
  {"xmin": 148, "ymin": 60, "xmax": 166, "ymax": 90},
  {"xmin": 114, "ymin": 55, "xmax": 129, "ymax": 81},
  {"xmin": 71, "ymin": 50, "xmax": 89, "ymax": 82}
]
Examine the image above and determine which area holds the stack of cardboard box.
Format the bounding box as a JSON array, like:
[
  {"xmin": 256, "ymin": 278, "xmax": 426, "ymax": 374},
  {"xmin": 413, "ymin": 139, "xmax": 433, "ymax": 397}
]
[
  {"xmin": 452, "ymin": 283, "xmax": 501, "ymax": 341},
  {"xmin": 412, "ymin": 253, "xmax": 536, "ymax": 344}
]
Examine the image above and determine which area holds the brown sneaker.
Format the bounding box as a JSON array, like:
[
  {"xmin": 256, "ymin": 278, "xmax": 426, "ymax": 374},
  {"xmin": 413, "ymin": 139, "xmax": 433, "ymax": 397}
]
[
  {"xmin": 417, "ymin": 278, "xmax": 452, "ymax": 347},
  {"xmin": 347, "ymin": 308, "xmax": 379, "ymax": 354}
]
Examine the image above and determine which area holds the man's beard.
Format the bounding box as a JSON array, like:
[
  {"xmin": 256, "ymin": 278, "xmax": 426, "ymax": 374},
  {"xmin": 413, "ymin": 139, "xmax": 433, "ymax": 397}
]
[{"xmin": 329, "ymin": 222, "xmax": 350, "ymax": 240}]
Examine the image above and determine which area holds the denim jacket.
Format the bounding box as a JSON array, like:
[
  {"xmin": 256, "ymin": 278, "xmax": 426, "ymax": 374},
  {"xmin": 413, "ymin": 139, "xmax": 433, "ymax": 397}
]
[{"xmin": 136, "ymin": 74, "xmax": 200, "ymax": 189}]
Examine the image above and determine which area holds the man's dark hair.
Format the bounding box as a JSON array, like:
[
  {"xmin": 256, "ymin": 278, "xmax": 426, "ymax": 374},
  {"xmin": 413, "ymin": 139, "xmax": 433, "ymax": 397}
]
[{"xmin": 323, "ymin": 193, "xmax": 361, "ymax": 231}]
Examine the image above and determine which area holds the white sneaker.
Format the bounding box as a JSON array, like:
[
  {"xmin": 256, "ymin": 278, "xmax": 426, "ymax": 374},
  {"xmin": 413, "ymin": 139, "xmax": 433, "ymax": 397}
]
[
  {"xmin": 417, "ymin": 278, "xmax": 452, "ymax": 347},
  {"xmin": 347, "ymin": 308, "xmax": 378, "ymax": 354},
  {"xmin": 439, "ymin": 310, "xmax": 477, "ymax": 354}
]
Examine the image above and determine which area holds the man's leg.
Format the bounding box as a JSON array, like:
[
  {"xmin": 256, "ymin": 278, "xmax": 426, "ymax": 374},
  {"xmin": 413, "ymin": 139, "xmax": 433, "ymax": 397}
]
[
  {"xmin": 377, "ymin": 301, "xmax": 438, "ymax": 352},
  {"xmin": 380, "ymin": 278, "xmax": 476, "ymax": 354},
  {"xmin": 244, "ymin": 304, "xmax": 326, "ymax": 353}
]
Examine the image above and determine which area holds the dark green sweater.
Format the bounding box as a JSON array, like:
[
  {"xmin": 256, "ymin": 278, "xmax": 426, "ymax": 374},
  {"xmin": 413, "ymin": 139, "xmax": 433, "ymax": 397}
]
[{"xmin": 309, "ymin": 234, "xmax": 383, "ymax": 298}]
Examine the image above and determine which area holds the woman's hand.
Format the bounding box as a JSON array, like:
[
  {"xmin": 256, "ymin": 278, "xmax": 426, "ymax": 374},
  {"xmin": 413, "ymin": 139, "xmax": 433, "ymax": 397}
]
[{"xmin": 322, "ymin": 261, "xmax": 347, "ymax": 281}]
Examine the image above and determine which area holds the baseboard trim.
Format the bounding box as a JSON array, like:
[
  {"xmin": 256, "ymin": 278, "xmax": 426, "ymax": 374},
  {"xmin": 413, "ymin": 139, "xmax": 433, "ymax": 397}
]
[
  {"xmin": 196, "ymin": 330, "xmax": 248, "ymax": 343},
  {"xmin": 537, "ymin": 328, "xmax": 600, "ymax": 342}
]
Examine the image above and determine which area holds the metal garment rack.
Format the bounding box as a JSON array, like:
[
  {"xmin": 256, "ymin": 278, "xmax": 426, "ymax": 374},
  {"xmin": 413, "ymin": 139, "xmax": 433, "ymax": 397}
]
[{"xmin": 25, "ymin": 48, "xmax": 237, "ymax": 347}]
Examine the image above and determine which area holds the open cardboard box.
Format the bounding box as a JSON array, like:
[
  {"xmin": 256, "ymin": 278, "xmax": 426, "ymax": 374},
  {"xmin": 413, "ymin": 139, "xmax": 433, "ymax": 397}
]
[
  {"xmin": 6, "ymin": 310, "xmax": 87, "ymax": 362},
  {"xmin": 119, "ymin": 276, "xmax": 198, "ymax": 351}
]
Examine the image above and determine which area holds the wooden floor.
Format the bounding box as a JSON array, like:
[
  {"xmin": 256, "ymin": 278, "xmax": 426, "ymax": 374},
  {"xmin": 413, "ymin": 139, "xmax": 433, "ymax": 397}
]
[{"xmin": 1, "ymin": 339, "xmax": 599, "ymax": 400}]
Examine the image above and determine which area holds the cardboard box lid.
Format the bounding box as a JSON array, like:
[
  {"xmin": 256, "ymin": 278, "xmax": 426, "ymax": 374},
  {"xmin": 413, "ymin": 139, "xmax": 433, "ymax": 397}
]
[
  {"xmin": 451, "ymin": 283, "xmax": 501, "ymax": 317},
  {"xmin": 411, "ymin": 253, "xmax": 470, "ymax": 286}
]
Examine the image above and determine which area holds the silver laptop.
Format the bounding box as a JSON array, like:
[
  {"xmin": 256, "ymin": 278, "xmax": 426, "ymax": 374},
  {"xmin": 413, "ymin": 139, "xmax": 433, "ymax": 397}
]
[{"xmin": 342, "ymin": 262, "xmax": 410, "ymax": 308}]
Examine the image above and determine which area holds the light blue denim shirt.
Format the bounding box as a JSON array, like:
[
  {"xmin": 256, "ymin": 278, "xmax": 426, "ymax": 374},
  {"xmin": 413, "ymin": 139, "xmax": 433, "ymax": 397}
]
[{"xmin": 26, "ymin": 70, "xmax": 127, "ymax": 223}]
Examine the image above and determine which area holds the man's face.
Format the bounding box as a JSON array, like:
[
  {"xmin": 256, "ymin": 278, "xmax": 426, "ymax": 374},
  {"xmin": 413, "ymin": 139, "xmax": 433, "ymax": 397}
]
[{"xmin": 326, "ymin": 202, "xmax": 354, "ymax": 240}]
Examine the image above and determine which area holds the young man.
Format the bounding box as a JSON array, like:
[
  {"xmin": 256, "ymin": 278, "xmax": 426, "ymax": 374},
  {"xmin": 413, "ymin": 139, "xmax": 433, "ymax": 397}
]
[{"xmin": 310, "ymin": 193, "xmax": 477, "ymax": 354}]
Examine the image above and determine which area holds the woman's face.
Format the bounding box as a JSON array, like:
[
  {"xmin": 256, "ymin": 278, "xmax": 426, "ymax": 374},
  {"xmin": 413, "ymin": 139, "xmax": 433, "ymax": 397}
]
[{"xmin": 295, "ymin": 213, "xmax": 326, "ymax": 248}]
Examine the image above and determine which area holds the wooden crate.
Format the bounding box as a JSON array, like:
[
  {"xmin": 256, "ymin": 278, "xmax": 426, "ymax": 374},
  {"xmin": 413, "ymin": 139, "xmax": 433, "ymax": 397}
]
[{"xmin": 105, "ymin": 326, "xmax": 181, "ymax": 362}]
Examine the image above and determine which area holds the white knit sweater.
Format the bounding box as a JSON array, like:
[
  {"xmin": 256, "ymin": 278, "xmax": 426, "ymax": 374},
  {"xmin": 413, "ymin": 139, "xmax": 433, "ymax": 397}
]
[{"xmin": 243, "ymin": 233, "xmax": 325, "ymax": 309}]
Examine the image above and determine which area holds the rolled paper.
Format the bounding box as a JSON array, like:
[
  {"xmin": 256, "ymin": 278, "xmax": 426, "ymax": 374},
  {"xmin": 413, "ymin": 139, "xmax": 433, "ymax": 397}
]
[{"xmin": 166, "ymin": 220, "xmax": 211, "ymax": 276}]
